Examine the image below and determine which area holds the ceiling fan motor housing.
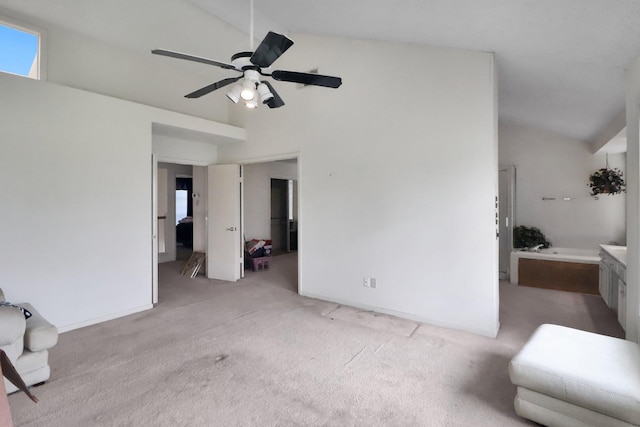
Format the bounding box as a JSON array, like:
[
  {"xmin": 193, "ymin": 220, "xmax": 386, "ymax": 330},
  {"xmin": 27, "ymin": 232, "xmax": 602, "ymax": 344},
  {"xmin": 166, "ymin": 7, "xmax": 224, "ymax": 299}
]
[{"xmin": 230, "ymin": 51, "xmax": 256, "ymax": 71}]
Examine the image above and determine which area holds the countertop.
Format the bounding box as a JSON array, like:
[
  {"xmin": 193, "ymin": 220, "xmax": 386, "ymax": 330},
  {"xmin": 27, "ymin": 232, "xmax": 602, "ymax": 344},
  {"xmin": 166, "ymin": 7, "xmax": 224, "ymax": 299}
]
[{"xmin": 600, "ymin": 244, "xmax": 627, "ymax": 267}]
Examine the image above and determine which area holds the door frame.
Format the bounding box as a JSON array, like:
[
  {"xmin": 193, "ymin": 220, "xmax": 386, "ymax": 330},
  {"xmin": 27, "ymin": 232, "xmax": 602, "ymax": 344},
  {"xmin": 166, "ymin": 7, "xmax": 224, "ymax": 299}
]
[
  {"xmin": 240, "ymin": 152, "xmax": 301, "ymax": 291},
  {"xmin": 152, "ymin": 154, "xmax": 158, "ymax": 304},
  {"xmin": 151, "ymin": 151, "xmax": 301, "ymax": 300},
  {"xmin": 152, "ymin": 155, "xmax": 211, "ymax": 303},
  {"xmin": 499, "ymin": 164, "xmax": 516, "ymax": 280}
]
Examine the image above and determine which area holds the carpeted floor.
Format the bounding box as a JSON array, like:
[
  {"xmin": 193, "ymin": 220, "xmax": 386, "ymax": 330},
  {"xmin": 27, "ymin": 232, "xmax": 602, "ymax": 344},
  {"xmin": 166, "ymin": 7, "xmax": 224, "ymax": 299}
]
[{"xmin": 8, "ymin": 253, "xmax": 623, "ymax": 426}]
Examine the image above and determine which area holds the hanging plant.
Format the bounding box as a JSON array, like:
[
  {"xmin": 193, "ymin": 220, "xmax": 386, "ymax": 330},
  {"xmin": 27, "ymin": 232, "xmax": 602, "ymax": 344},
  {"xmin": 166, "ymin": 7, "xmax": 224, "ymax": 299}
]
[{"xmin": 588, "ymin": 155, "xmax": 626, "ymax": 196}]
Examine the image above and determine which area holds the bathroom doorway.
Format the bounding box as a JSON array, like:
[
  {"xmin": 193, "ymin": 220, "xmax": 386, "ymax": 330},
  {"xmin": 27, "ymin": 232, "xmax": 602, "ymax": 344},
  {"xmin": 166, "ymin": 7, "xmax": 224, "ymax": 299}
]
[{"xmin": 499, "ymin": 165, "xmax": 516, "ymax": 280}]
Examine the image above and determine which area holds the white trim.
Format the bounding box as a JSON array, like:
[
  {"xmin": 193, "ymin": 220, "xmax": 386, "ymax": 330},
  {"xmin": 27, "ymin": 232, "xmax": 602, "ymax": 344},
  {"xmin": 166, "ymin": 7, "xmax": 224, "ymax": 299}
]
[
  {"xmin": 236, "ymin": 152, "xmax": 301, "ymax": 165},
  {"xmin": 240, "ymin": 164, "xmax": 245, "ymax": 278},
  {"xmin": 152, "ymin": 154, "xmax": 159, "ymax": 304},
  {"xmin": 153, "ymin": 155, "xmax": 211, "ymax": 167},
  {"xmin": 58, "ymin": 304, "xmax": 154, "ymax": 333}
]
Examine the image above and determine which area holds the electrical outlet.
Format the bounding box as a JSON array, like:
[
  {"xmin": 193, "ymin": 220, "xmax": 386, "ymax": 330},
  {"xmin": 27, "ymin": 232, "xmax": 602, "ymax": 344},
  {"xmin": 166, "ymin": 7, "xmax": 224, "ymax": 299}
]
[{"xmin": 370, "ymin": 278, "xmax": 377, "ymax": 289}]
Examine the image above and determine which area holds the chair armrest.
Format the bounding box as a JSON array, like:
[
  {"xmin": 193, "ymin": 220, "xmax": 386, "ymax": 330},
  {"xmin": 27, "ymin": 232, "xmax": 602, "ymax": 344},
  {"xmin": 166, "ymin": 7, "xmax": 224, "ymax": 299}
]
[
  {"xmin": 21, "ymin": 303, "xmax": 58, "ymax": 352},
  {"xmin": 0, "ymin": 307, "xmax": 26, "ymax": 347}
]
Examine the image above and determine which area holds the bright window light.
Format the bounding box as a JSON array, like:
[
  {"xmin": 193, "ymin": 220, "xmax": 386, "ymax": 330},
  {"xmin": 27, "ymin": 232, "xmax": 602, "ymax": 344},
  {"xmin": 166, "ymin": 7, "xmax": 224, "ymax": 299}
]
[
  {"xmin": 288, "ymin": 180, "xmax": 294, "ymax": 220},
  {"xmin": 176, "ymin": 190, "xmax": 188, "ymax": 224},
  {"xmin": 0, "ymin": 22, "xmax": 40, "ymax": 79}
]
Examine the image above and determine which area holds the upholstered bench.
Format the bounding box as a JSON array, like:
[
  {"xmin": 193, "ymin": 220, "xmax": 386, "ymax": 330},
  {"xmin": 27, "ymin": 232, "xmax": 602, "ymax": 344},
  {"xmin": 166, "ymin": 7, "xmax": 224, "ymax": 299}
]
[{"xmin": 509, "ymin": 324, "xmax": 640, "ymax": 426}]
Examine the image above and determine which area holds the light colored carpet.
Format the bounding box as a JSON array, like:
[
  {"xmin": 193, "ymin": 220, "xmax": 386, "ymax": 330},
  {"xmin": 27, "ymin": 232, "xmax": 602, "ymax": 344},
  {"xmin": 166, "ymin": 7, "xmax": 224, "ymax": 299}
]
[
  {"xmin": 323, "ymin": 306, "xmax": 420, "ymax": 337},
  {"xmin": 8, "ymin": 253, "xmax": 623, "ymax": 426}
]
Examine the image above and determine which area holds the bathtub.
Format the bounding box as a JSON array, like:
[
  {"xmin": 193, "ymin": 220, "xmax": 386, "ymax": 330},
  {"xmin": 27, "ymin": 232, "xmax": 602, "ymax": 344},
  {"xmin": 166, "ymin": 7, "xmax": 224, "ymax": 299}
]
[{"xmin": 510, "ymin": 248, "xmax": 600, "ymax": 292}]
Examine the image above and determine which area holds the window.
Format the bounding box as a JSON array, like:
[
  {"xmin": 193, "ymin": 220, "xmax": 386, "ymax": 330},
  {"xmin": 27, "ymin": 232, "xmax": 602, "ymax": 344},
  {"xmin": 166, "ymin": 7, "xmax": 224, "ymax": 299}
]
[
  {"xmin": 176, "ymin": 190, "xmax": 188, "ymax": 225},
  {"xmin": 288, "ymin": 180, "xmax": 294, "ymax": 220},
  {"xmin": 0, "ymin": 18, "xmax": 43, "ymax": 79}
]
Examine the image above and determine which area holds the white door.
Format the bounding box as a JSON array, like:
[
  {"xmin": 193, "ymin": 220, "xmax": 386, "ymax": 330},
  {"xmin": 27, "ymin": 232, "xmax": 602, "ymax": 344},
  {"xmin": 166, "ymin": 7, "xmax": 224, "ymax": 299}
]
[{"xmin": 207, "ymin": 164, "xmax": 242, "ymax": 281}]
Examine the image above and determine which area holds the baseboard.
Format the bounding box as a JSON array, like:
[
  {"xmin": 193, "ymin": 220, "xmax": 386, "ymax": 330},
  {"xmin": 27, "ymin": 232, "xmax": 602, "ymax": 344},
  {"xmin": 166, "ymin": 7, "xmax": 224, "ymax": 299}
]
[
  {"xmin": 57, "ymin": 304, "xmax": 153, "ymax": 333},
  {"xmin": 299, "ymin": 291, "xmax": 499, "ymax": 338}
]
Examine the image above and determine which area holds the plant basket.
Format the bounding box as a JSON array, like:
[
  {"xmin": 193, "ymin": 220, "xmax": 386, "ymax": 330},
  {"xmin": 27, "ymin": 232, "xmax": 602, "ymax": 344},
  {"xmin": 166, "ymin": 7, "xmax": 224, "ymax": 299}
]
[{"xmin": 588, "ymin": 167, "xmax": 625, "ymax": 196}]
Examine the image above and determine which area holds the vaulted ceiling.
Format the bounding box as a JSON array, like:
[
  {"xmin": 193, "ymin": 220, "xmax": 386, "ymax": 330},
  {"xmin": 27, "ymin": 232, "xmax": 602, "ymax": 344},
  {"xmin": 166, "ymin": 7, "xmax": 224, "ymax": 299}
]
[{"xmin": 2, "ymin": 0, "xmax": 640, "ymax": 143}]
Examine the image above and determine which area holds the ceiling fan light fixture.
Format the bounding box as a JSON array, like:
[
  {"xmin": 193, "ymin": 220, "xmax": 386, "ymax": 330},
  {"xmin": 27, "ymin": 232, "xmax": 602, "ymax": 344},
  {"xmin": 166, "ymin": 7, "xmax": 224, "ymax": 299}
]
[
  {"xmin": 226, "ymin": 84, "xmax": 242, "ymax": 103},
  {"xmin": 240, "ymin": 80, "xmax": 256, "ymax": 101},
  {"xmin": 257, "ymin": 83, "xmax": 274, "ymax": 104},
  {"xmin": 245, "ymin": 96, "xmax": 259, "ymax": 109}
]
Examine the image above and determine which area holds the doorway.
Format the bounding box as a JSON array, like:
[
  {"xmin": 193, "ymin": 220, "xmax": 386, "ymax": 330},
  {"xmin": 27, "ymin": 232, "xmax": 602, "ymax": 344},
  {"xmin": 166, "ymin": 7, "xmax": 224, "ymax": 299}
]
[
  {"xmin": 242, "ymin": 158, "xmax": 299, "ymax": 288},
  {"xmin": 499, "ymin": 165, "xmax": 516, "ymax": 280},
  {"xmin": 175, "ymin": 176, "xmax": 193, "ymax": 261},
  {"xmin": 157, "ymin": 162, "xmax": 194, "ymax": 263},
  {"xmin": 271, "ymin": 179, "xmax": 289, "ymax": 255},
  {"xmin": 153, "ymin": 161, "xmax": 207, "ymax": 304}
]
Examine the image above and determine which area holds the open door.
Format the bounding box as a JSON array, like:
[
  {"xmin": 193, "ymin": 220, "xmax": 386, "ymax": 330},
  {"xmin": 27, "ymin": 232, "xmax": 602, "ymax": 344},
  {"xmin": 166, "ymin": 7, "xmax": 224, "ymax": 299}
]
[{"xmin": 207, "ymin": 164, "xmax": 242, "ymax": 281}]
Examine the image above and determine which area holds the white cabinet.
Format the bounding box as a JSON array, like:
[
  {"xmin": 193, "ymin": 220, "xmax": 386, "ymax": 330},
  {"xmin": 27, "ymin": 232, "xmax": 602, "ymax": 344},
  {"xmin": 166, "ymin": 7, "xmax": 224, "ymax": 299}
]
[
  {"xmin": 598, "ymin": 260, "xmax": 611, "ymax": 306},
  {"xmin": 599, "ymin": 261, "xmax": 611, "ymax": 306},
  {"xmin": 599, "ymin": 252, "xmax": 617, "ymax": 309},
  {"xmin": 618, "ymin": 278, "xmax": 627, "ymax": 331},
  {"xmin": 599, "ymin": 245, "xmax": 627, "ymax": 331}
]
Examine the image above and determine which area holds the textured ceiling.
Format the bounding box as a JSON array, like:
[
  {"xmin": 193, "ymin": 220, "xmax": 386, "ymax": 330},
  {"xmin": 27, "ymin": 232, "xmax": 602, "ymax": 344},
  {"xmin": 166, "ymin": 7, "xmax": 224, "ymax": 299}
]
[{"xmin": 2, "ymin": 0, "xmax": 640, "ymax": 142}]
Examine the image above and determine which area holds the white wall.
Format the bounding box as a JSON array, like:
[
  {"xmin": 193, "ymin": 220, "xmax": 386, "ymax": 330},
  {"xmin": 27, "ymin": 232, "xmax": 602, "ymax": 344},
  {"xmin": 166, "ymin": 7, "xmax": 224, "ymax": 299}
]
[
  {"xmin": 0, "ymin": 1, "xmax": 249, "ymax": 124},
  {"xmin": 152, "ymin": 133, "xmax": 218, "ymax": 166},
  {"xmin": 0, "ymin": 71, "xmax": 242, "ymax": 331},
  {"xmin": 0, "ymin": 73, "xmax": 151, "ymax": 330},
  {"xmin": 220, "ymin": 34, "xmax": 499, "ymax": 337},
  {"xmin": 499, "ymin": 121, "xmax": 627, "ymax": 249},
  {"xmin": 624, "ymin": 56, "xmax": 640, "ymax": 342},
  {"xmin": 192, "ymin": 166, "xmax": 208, "ymax": 253},
  {"xmin": 243, "ymin": 161, "xmax": 298, "ymax": 241}
]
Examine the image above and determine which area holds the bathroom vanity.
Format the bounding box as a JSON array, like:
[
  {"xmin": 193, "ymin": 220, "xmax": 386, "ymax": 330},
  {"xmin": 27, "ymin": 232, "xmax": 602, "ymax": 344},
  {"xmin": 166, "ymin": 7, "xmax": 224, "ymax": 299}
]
[{"xmin": 599, "ymin": 245, "xmax": 627, "ymax": 330}]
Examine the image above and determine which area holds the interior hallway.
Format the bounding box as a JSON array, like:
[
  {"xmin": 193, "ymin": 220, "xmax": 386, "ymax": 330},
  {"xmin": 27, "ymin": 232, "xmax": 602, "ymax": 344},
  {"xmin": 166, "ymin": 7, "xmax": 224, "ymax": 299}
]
[{"xmin": 8, "ymin": 253, "xmax": 623, "ymax": 426}]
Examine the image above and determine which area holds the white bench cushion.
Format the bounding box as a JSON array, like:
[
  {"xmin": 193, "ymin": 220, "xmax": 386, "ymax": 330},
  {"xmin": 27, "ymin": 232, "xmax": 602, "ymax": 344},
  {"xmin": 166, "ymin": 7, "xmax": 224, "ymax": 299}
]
[{"xmin": 509, "ymin": 324, "xmax": 640, "ymax": 425}]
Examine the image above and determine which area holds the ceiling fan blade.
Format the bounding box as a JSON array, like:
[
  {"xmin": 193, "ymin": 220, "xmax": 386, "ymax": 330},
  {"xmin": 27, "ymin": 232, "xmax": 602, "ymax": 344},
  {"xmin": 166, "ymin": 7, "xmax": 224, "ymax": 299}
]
[
  {"xmin": 185, "ymin": 76, "xmax": 243, "ymax": 99},
  {"xmin": 250, "ymin": 32, "xmax": 294, "ymax": 68},
  {"xmin": 262, "ymin": 81, "xmax": 285, "ymax": 108},
  {"xmin": 271, "ymin": 70, "xmax": 342, "ymax": 88},
  {"xmin": 152, "ymin": 49, "xmax": 239, "ymax": 71}
]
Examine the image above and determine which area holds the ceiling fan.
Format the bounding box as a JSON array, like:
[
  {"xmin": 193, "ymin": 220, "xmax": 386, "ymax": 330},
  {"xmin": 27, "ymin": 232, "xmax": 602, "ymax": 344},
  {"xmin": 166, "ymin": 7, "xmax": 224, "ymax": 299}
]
[{"xmin": 151, "ymin": 1, "xmax": 342, "ymax": 109}]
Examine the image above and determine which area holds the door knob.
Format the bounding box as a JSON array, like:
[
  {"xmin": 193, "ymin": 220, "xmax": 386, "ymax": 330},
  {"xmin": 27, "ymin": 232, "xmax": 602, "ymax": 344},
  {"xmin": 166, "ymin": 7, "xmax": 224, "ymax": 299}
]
[{"xmin": 226, "ymin": 227, "xmax": 236, "ymax": 231}]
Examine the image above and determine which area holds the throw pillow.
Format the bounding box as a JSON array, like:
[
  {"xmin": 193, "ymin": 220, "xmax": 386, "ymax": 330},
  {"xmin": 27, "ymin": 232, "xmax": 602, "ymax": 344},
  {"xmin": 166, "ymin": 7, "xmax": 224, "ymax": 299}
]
[{"xmin": 0, "ymin": 302, "xmax": 32, "ymax": 319}]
